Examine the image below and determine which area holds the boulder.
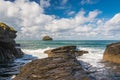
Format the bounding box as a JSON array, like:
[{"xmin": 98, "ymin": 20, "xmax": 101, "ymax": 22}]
[
  {"xmin": 13, "ymin": 46, "xmax": 90, "ymax": 80},
  {"xmin": 42, "ymin": 36, "xmax": 53, "ymax": 41},
  {"xmin": 44, "ymin": 46, "xmax": 88, "ymax": 58},
  {"xmin": 103, "ymin": 42, "xmax": 120, "ymax": 64},
  {"xmin": 0, "ymin": 22, "xmax": 24, "ymax": 64}
]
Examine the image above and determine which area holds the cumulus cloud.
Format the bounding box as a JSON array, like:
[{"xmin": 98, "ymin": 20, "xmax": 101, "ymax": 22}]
[
  {"xmin": 0, "ymin": 0, "xmax": 54, "ymax": 39},
  {"xmin": 45, "ymin": 9, "xmax": 101, "ymax": 38},
  {"xmin": 99, "ymin": 13, "xmax": 120, "ymax": 39},
  {"xmin": 0, "ymin": 0, "xmax": 120, "ymax": 40}
]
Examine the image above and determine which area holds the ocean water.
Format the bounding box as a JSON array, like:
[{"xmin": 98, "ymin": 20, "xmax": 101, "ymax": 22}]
[
  {"xmin": 1, "ymin": 40, "xmax": 120, "ymax": 80},
  {"xmin": 16, "ymin": 40, "xmax": 119, "ymax": 62},
  {"xmin": 16, "ymin": 40, "xmax": 120, "ymax": 64}
]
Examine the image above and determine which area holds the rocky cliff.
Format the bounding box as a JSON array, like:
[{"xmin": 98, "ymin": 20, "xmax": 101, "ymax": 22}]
[
  {"xmin": 103, "ymin": 42, "xmax": 120, "ymax": 64},
  {"xmin": 0, "ymin": 22, "xmax": 24, "ymax": 63},
  {"xmin": 14, "ymin": 46, "xmax": 89, "ymax": 80}
]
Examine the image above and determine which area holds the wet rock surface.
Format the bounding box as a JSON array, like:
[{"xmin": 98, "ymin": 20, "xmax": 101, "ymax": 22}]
[
  {"xmin": 14, "ymin": 46, "xmax": 90, "ymax": 80},
  {"xmin": 81, "ymin": 61, "xmax": 120, "ymax": 80},
  {"xmin": 77, "ymin": 50, "xmax": 120, "ymax": 80},
  {"xmin": 0, "ymin": 22, "xmax": 24, "ymax": 78},
  {"xmin": 103, "ymin": 42, "xmax": 120, "ymax": 64},
  {"xmin": 0, "ymin": 53, "xmax": 37, "ymax": 80}
]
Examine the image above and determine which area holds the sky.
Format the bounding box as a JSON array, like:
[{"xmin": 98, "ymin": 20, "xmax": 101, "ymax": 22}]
[{"xmin": 0, "ymin": 0, "xmax": 120, "ymax": 40}]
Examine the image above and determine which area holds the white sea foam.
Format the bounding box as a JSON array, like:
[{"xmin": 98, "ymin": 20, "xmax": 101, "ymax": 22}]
[
  {"xmin": 22, "ymin": 47, "xmax": 105, "ymax": 68},
  {"xmin": 22, "ymin": 47, "xmax": 52, "ymax": 59},
  {"xmin": 77, "ymin": 47, "xmax": 105, "ymax": 67}
]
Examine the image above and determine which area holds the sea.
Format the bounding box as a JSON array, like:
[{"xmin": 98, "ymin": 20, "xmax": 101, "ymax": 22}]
[{"xmin": 1, "ymin": 40, "xmax": 120, "ymax": 80}]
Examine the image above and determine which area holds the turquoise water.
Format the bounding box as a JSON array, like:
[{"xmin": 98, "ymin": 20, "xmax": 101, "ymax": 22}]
[
  {"xmin": 16, "ymin": 40, "xmax": 119, "ymax": 49},
  {"xmin": 16, "ymin": 40, "xmax": 120, "ymax": 61}
]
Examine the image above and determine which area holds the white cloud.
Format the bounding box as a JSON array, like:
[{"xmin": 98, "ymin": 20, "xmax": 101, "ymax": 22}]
[
  {"xmin": 40, "ymin": 0, "xmax": 50, "ymax": 8},
  {"xmin": 67, "ymin": 11, "xmax": 75, "ymax": 16},
  {"xmin": 88, "ymin": 10, "xmax": 101, "ymax": 19},
  {"xmin": 0, "ymin": 0, "xmax": 53, "ymax": 39},
  {"xmin": 55, "ymin": 0, "xmax": 69, "ymax": 10},
  {"xmin": 102, "ymin": 13, "xmax": 120, "ymax": 38},
  {"xmin": 45, "ymin": 18, "xmax": 75, "ymax": 32},
  {"xmin": 0, "ymin": 0, "xmax": 120, "ymax": 40},
  {"xmin": 45, "ymin": 9, "xmax": 100, "ymax": 38}
]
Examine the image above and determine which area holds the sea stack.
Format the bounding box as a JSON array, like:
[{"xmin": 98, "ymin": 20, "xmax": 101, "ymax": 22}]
[
  {"xmin": 42, "ymin": 35, "xmax": 53, "ymax": 41},
  {"xmin": 0, "ymin": 22, "xmax": 24, "ymax": 63},
  {"xmin": 103, "ymin": 42, "xmax": 120, "ymax": 64}
]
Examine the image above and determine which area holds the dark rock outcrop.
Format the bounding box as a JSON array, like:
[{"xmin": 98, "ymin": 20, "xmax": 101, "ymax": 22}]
[
  {"xmin": 103, "ymin": 42, "xmax": 120, "ymax": 64},
  {"xmin": 0, "ymin": 22, "xmax": 24, "ymax": 64},
  {"xmin": 42, "ymin": 36, "xmax": 53, "ymax": 41},
  {"xmin": 13, "ymin": 46, "xmax": 90, "ymax": 80},
  {"xmin": 44, "ymin": 46, "xmax": 88, "ymax": 57}
]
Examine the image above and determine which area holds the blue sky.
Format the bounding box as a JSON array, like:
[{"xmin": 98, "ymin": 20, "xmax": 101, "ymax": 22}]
[
  {"xmin": 6, "ymin": 0, "xmax": 120, "ymax": 18},
  {"xmin": 0, "ymin": 0, "xmax": 120, "ymax": 40},
  {"xmin": 35, "ymin": 0, "xmax": 120, "ymax": 18}
]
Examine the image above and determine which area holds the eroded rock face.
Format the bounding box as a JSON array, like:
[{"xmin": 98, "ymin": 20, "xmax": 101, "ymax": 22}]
[
  {"xmin": 14, "ymin": 46, "xmax": 90, "ymax": 80},
  {"xmin": 0, "ymin": 22, "xmax": 24, "ymax": 63},
  {"xmin": 42, "ymin": 36, "xmax": 53, "ymax": 41},
  {"xmin": 103, "ymin": 42, "xmax": 120, "ymax": 64},
  {"xmin": 44, "ymin": 46, "xmax": 88, "ymax": 58}
]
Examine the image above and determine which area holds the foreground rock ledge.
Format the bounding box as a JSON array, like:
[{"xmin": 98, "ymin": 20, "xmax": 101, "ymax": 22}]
[
  {"xmin": 14, "ymin": 46, "xmax": 90, "ymax": 80},
  {"xmin": 103, "ymin": 42, "xmax": 120, "ymax": 64}
]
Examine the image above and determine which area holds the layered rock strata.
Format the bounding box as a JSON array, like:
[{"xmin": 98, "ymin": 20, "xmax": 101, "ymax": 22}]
[
  {"xmin": 44, "ymin": 46, "xmax": 88, "ymax": 57},
  {"xmin": 14, "ymin": 46, "xmax": 89, "ymax": 80}
]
